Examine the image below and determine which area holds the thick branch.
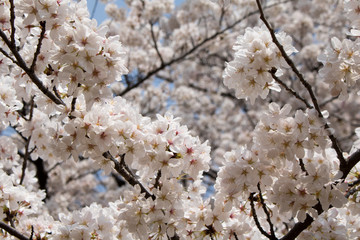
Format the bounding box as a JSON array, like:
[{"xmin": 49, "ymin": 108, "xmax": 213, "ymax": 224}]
[
  {"xmin": 33, "ymin": 158, "xmax": 49, "ymax": 199},
  {"xmin": 9, "ymin": 0, "xmax": 16, "ymax": 46},
  {"xmin": 341, "ymin": 149, "xmax": 360, "ymax": 179},
  {"xmin": 279, "ymin": 214, "xmax": 313, "ymax": 240},
  {"xmin": 0, "ymin": 221, "xmax": 29, "ymax": 240}
]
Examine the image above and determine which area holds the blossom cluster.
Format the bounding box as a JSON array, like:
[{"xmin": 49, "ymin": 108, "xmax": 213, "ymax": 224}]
[
  {"xmin": 223, "ymin": 25, "xmax": 297, "ymax": 103},
  {"xmin": 1, "ymin": 0, "xmax": 128, "ymax": 112},
  {"xmin": 0, "ymin": 163, "xmax": 46, "ymax": 239},
  {"xmin": 318, "ymin": 37, "xmax": 360, "ymax": 100},
  {"xmin": 317, "ymin": 0, "xmax": 360, "ymax": 100},
  {"xmin": 215, "ymin": 103, "xmax": 346, "ymax": 224},
  {"xmin": 1, "ymin": 0, "xmax": 360, "ymax": 239},
  {"xmin": 0, "ymin": 76, "xmax": 22, "ymax": 130},
  {"xmin": 345, "ymin": 0, "xmax": 360, "ymax": 35}
]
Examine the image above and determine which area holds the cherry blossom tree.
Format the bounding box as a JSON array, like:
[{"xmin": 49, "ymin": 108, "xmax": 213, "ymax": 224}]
[{"xmin": 1, "ymin": 0, "xmax": 360, "ymax": 239}]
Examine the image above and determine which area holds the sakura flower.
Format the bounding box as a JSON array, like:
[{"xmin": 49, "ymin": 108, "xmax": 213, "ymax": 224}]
[{"xmin": 223, "ymin": 25, "xmax": 296, "ymax": 103}]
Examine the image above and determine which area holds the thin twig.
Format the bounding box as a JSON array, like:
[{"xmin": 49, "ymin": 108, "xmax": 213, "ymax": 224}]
[
  {"xmin": 269, "ymin": 69, "xmax": 311, "ymax": 108},
  {"xmin": 119, "ymin": 0, "xmax": 294, "ymax": 96},
  {"xmin": 234, "ymin": 233, "xmax": 239, "ymax": 240},
  {"xmin": 0, "ymin": 47, "xmax": 17, "ymax": 63},
  {"xmin": 256, "ymin": 0, "xmax": 345, "ymax": 172},
  {"xmin": 30, "ymin": 21, "xmax": 46, "ymax": 72},
  {"xmin": 29, "ymin": 96, "xmax": 35, "ymax": 121},
  {"xmin": 150, "ymin": 21, "xmax": 164, "ymax": 66},
  {"xmin": 9, "ymin": 0, "xmax": 16, "ymax": 46},
  {"xmin": 0, "ymin": 221, "xmax": 29, "ymax": 240},
  {"xmin": 298, "ymin": 158, "xmax": 309, "ymax": 175},
  {"xmin": 319, "ymin": 96, "xmax": 339, "ymax": 107},
  {"xmin": 103, "ymin": 152, "xmax": 155, "ymax": 200},
  {"xmin": 30, "ymin": 225, "xmax": 34, "ymax": 240},
  {"xmin": 19, "ymin": 136, "xmax": 31, "ymax": 185},
  {"xmin": 154, "ymin": 170, "xmax": 162, "ymax": 190},
  {"xmin": 257, "ymin": 183, "xmax": 276, "ymax": 240},
  {"xmin": 348, "ymin": 178, "xmax": 360, "ymax": 187},
  {"xmin": 249, "ymin": 193, "xmax": 272, "ymax": 239},
  {"xmin": 66, "ymin": 169, "xmax": 100, "ymax": 184},
  {"xmin": 0, "ymin": 29, "xmax": 64, "ymax": 105},
  {"xmin": 47, "ymin": 161, "xmax": 63, "ymax": 173},
  {"xmin": 218, "ymin": 5, "xmax": 226, "ymax": 28},
  {"xmin": 346, "ymin": 179, "xmax": 360, "ymax": 198}
]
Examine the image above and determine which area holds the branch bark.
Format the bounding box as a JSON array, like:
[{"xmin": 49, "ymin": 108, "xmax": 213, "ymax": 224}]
[
  {"xmin": 0, "ymin": 26, "xmax": 65, "ymax": 106},
  {"xmin": 0, "ymin": 221, "xmax": 29, "ymax": 240},
  {"xmin": 256, "ymin": 0, "xmax": 345, "ymax": 169}
]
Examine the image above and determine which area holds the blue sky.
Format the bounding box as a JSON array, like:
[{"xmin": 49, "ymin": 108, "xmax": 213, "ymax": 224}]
[{"xmin": 87, "ymin": 0, "xmax": 185, "ymax": 24}]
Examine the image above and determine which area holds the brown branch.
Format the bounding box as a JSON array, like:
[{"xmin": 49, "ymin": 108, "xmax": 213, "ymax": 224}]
[
  {"xmin": 30, "ymin": 21, "xmax": 46, "ymax": 72},
  {"xmin": 153, "ymin": 170, "xmax": 162, "ymax": 190},
  {"xmin": 298, "ymin": 158, "xmax": 309, "ymax": 175},
  {"xmin": 234, "ymin": 233, "xmax": 239, "ymax": 240},
  {"xmin": 149, "ymin": 21, "xmax": 164, "ymax": 66},
  {"xmin": 269, "ymin": 69, "xmax": 311, "ymax": 109},
  {"xmin": 0, "ymin": 29, "xmax": 64, "ymax": 106},
  {"xmin": 19, "ymin": 136, "xmax": 31, "ymax": 185},
  {"xmin": 279, "ymin": 214, "xmax": 314, "ymax": 240},
  {"xmin": 341, "ymin": 149, "xmax": 360, "ymax": 180},
  {"xmin": 257, "ymin": 183, "xmax": 276, "ymax": 239},
  {"xmin": 103, "ymin": 152, "xmax": 155, "ymax": 200},
  {"xmin": 120, "ymin": 0, "xmax": 293, "ymax": 96},
  {"xmin": 9, "ymin": 0, "xmax": 16, "ymax": 46},
  {"xmin": 273, "ymin": 150, "xmax": 360, "ymax": 240},
  {"xmin": 256, "ymin": 0, "xmax": 345, "ymax": 174},
  {"xmin": 0, "ymin": 221, "xmax": 29, "ymax": 240},
  {"xmin": 0, "ymin": 47, "xmax": 16, "ymax": 63},
  {"xmin": 249, "ymin": 193, "xmax": 273, "ymax": 239}
]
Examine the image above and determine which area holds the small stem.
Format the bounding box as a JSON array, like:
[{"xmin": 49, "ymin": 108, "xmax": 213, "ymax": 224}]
[
  {"xmin": 19, "ymin": 136, "xmax": 31, "ymax": 185},
  {"xmin": 30, "ymin": 21, "xmax": 46, "ymax": 72},
  {"xmin": 154, "ymin": 170, "xmax": 162, "ymax": 190},
  {"xmin": 103, "ymin": 152, "xmax": 155, "ymax": 200},
  {"xmin": 257, "ymin": 183, "xmax": 276, "ymax": 239},
  {"xmin": 0, "ymin": 47, "xmax": 17, "ymax": 63},
  {"xmin": 150, "ymin": 21, "xmax": 164, "ymax": 66},
  {"xmin": 298, "ymin": 158, "xmax": 309, "ymax": 175},
  {"xmin": 269, "ymin": 69, "xmax": 311, "ymax": 109},
  {"xmin": 249, "ymin": 193, "xmax": 272, "ymax": 239}
]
